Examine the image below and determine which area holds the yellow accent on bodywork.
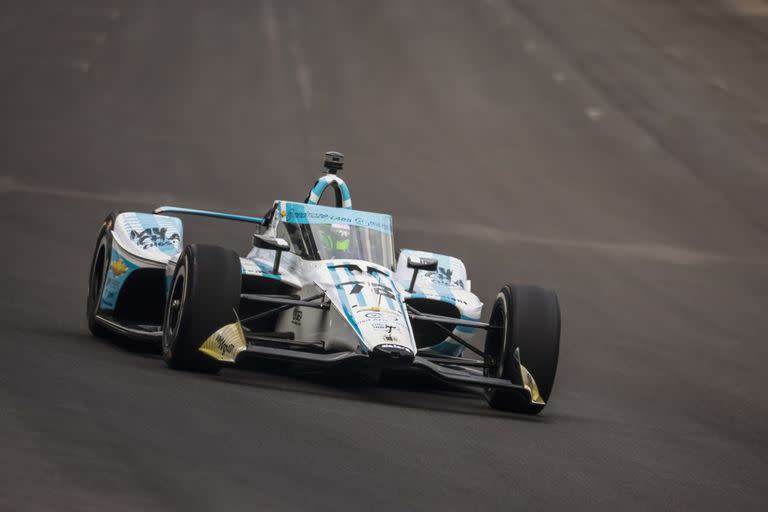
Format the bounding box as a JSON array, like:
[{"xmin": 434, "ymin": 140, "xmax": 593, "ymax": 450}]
[
  {"xmin": 520, "ymin": 365, "xmax": 545, "ymax": 405},
  {"xmin": 199, "ymin": 321, "xmax": 247, "ymax": 363},
  {"xmin": 110, "ymin": 259, "xmax": 129, "ymax": 276},
  {"xmin": 358, "ymin": 307, "xmax": 399, "ymax": 315}
]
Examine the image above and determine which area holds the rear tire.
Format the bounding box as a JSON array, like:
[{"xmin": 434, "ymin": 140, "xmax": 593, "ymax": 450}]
[
  {"xmin": 484, "ymin": 285, "xmax": 561, "ymax": 414},
  {"xmin": 162, "ymin": 244, "xmax": 242, "ymax": 373},
  {"xmin": 86, "ymin": 213, "xmax": 116, "ymax": 338}
]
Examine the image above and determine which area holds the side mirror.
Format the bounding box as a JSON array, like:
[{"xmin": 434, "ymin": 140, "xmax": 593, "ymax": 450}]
[
  {"xmin": 253, "ymin": 234, "xmax": 290, "ymax": 274},
  {"xmin": 406, "ymin": 257, "xmax": 438, "ymax": 293},
  {"xmin": 253, "ymin": 234, "xmax": 289, "ymax": 251}
]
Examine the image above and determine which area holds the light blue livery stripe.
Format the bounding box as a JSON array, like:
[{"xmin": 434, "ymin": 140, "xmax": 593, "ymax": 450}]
[
  {"xmin": 328, "ymin": 264, "xmax": 366, "ymax": 352},
  {"xmin": 371, "ymin": 269, "xmax": 396, "ymax": 311},
  {"xmin": 283, "ymin": 202, "xmax": 392, "ymax": 234},
  {"xmin": 339, "ymin": 181, "xmax": 351, "ymax": 202},
  {"xmin": 154, "ymin": 206, "xmax": 264, "ymax": 224},
  {"xmin": 310, "ymin": 180, "xmax": 326, "ymax": 198},
  {"xmin": 250, "ymin": 259, "xmax": 282, "ymax": 281},
  {"xmin": 429, "ymin": 340, "xmax": 464, "ymax": 357},
  {"xmin": 343, "ymin": 267, "xmax": 367, "ymax": 308},
  {"xmin": 99, "ymin": 247, "xmax": 139, "ymax": 310},
  {"xmin": 456, "ymin": 315, "xmax": 479, "ymax": 334},
  {"xmin": 306, "ymin": 176, "xmax": 352, "ymax": 208}
]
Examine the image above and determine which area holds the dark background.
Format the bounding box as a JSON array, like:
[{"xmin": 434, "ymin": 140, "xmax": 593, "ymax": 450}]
[{"xmin": 1, "ymin": 1, "xmax": 767, "ymax": 510}]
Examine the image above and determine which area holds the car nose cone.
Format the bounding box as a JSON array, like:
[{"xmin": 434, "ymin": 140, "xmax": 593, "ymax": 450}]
[{"xmin": 369, "ymin": 343, "xmax": 415, "ymax": 365}]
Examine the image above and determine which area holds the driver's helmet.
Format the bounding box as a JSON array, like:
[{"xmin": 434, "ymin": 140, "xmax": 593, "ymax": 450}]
[{"xmin": 318, "ymin": 223, "xmax": 351, "ymax": 256}]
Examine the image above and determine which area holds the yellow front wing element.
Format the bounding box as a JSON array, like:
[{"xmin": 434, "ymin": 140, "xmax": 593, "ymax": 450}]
[
  {"xmin": 520, "ymin": 365, "xmax": 545, "ymax": 405},
  {"xmin": 199, "ymin": 321, "xmax": 247, "ymax": 363}
]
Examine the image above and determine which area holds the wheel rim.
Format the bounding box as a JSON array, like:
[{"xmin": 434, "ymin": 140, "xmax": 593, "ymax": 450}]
[{"xmin": 164, "ymin": 261, "xmax": 187, "ymax": 354}]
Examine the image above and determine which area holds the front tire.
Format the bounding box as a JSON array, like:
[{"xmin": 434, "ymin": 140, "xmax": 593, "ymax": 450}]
[
  {"xmin": 86, "ymin": 213, "xmax": 116, "ymax": 338},
  {"xmin": 484, "ymin": 285, "xmax": 561, "ymax": 414},
  {"xmin": 162, "ymin": 244, "xmax": 242, "ymax": 373}
]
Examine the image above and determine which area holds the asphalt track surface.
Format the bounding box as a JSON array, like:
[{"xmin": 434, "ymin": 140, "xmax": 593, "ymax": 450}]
[{"xmin": 2, "ymin": 1, "xmax": 768, "ymax": 510}]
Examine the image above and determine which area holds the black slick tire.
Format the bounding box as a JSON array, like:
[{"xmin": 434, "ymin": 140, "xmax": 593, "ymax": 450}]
[
  {"xmin": 162, "ymin": 244, "xmax": 241, "ymax": 373},
  {"xmin": 484, "ymin": 285, "xmax": 561, "ymax": 414},
  {"xmin": 86, "ymin": 213, "xmax": 116, "ymax": 338}
]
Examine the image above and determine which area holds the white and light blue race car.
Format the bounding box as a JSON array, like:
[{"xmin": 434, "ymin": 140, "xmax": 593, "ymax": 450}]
[{"xmin": 86, "ymin": 151, "xmax": 561, "ymax": 413}]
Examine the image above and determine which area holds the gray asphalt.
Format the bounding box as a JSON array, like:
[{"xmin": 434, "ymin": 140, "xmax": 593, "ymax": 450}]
[{"xmin": 2, "ymin": 1, "xmax": 768, "ymax": 510}]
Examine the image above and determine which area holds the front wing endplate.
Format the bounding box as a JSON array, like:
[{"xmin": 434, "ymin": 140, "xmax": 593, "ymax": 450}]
[
  {"xmin": 199, "ymin": 321, "xmax": 247, "ymax": 363},
  {"xmin": 514, "ymin": 347, "xmax": 545, "ymax": 405}
]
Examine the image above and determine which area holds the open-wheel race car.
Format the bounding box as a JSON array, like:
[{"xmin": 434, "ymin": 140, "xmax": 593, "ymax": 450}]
[{"xmin": 86, "ymin": 151, "xmax": 561, "ymax": 413}]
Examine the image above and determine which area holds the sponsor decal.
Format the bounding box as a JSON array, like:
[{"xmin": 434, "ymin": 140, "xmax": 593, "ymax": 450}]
[
  {"xmin": 100, "ymin": 250, "xmax": 139, "ymax": 310},
  {"xmin": 336, "ymin": 280, "xmax": 396, "ymax": 299},
  {"xmin": 282, "ymin": 202, "xmax": 393, "ymax": 234},
  {"xmin": 199, "ymin": 320, "xmax": 246, "ymax": 363},
  {"xmin": 364, "ymin": 321, "xmax": 404, "ymax": 333},
  {"xmin": 423, "ymin": 266, "xmax": 464, "ymax": 288},
  {"xmin": 110, "ymin": 258, "xmax": 129, "ymax": 276},
  {"xmin": 292, "ymin": 309, "xmax": 302, "ymax": 325},
  {"xmin": 382, "ymin": 325, "xmax": 401, "ymax": 342},
  {"xmin": 341, "ymin": 282, "xmax": 396, "ymax": 300},
  {"xmin": 130, "ymin": 227, "xmax": 180, "ymax": 250},
  {"xmin": 360, "ymin": 311, "xmax": 401, "ymax": 323},
  {"xmin": 378, "ymin": 343, "xmax": 413, "ymax": 355},
  {"xmin": 215, "ymin": 333, "xmax": 235, "ymax": 355}
]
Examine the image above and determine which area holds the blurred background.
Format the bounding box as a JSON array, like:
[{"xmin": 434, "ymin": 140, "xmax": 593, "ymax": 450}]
[{"xmin": 1, "ymin": 1, "xmax": 767, "ymax": 510}]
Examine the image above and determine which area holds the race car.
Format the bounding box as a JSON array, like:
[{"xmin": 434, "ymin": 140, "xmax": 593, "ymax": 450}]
[{"xmin": 86, "ymin": 151, "xmax": 561, "ymax": 413}]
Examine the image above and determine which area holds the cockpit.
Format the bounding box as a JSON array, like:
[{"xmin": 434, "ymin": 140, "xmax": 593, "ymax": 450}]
[{"xmin": 274, "ymin": 202, "xmax": 395, "ymax": 269}]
